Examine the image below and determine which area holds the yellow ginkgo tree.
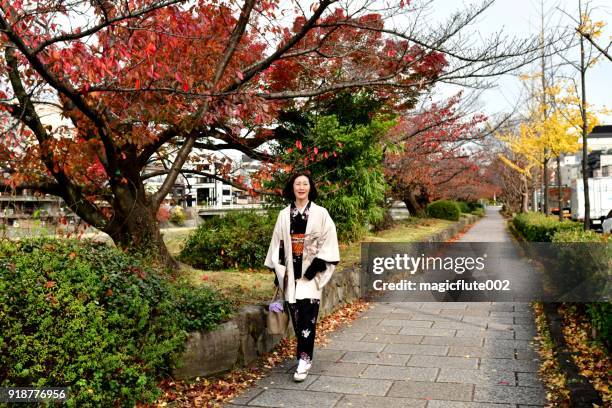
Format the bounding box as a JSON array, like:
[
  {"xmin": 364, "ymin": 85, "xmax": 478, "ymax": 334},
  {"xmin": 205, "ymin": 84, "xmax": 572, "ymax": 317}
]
[{"xmin": 498, "ymin": 82, "xmax": 593, "ymax": 213}]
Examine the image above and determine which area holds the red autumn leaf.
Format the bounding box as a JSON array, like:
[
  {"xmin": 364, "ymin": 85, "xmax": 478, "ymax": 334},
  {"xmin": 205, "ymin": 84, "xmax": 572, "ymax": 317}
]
[{"xmin": 45, "ymin": 280, "xmax": 55, "ymax": 289}]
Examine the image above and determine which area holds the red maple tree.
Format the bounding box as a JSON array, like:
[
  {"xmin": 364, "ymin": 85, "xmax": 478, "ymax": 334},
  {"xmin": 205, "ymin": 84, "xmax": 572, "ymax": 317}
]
[
  {"xmin": 384, "ymin": 93, "xmax": 497, "ymax": 215},
  {"xmin": 0, "ymin": 1, "xmax": 539, "ymax": 265}
]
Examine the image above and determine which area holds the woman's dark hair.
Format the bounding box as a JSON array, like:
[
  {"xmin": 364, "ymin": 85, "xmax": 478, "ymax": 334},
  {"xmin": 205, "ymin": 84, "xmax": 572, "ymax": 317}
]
[{"xmin": 282, "ymin": 172, "xmax": 318, "ymax": 202}]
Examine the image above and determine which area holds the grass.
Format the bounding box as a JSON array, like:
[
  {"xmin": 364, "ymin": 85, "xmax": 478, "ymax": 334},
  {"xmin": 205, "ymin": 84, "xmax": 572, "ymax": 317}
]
[{"xmin": 175, "ymin": 217, "xmax": 457, "ymax": 309}]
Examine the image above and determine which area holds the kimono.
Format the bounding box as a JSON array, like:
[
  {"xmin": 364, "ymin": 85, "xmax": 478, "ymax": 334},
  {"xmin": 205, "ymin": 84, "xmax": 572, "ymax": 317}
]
[{"xmin": 264, "ymin": 201, "xmax": 340, "ymax": 303}]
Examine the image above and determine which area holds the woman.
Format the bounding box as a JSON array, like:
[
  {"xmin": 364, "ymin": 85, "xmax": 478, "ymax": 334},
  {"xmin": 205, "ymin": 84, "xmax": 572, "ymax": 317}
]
[{"xmin": 264, "ymin": 173, "xmax": 340, "ymax": 382}]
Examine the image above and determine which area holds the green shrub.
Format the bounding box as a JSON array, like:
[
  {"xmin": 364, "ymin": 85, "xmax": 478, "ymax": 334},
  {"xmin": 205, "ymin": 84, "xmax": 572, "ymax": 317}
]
[
  {"xmin": 455, "ymin": 201, "xmax": 471, "ymax": 214},
  {"xmin": 426, "ymin": 200, "xmax": 461, "ymax": 221},
  {"xmin": 0, "ymin": 238, "xmax": 231, "ymax": 407},
  {"xmin": 471, "ymin": 207, "xmax": 485, "ymax": 217},
  {"xmin": 180, "ymin": 211, "xmax": 277, "ymax": 269},
  {"xmin": 513, "ymin": 212, "xmax": 581, "ymax": 242}
]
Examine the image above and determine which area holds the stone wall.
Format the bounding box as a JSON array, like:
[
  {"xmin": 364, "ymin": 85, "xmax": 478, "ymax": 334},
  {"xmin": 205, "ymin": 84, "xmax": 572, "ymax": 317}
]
[{"xmin": 172, "ymin": 214, "xmax": 479, "ymax": 380}]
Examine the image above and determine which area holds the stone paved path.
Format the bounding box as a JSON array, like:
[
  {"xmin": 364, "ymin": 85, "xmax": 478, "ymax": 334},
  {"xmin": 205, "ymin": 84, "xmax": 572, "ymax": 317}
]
[{"xmin": 228, "ymin": 207, "xmax": 546, "ymax": 408}]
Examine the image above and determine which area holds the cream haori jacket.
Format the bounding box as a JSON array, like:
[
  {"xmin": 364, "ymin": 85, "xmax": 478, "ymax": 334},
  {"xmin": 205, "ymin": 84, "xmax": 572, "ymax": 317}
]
[{"xmin": 265, "ymin": 202, "xmax": 340, "ymax": 303}]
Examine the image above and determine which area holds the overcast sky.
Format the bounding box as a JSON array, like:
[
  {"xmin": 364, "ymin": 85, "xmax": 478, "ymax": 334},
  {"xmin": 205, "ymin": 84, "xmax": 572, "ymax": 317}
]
[{"xmin": 427, "ymin": 0, "xmax": 611, "ymax": 123}]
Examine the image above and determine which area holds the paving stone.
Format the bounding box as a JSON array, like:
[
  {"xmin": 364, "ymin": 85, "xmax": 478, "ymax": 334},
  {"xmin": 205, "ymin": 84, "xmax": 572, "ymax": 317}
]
[
  {"xmin": 514, "ymin": 330, "xmax": 537, "ymax": 340},
  {"xmin": 327, "ymin": 332, "xmax": 366, "ymax": 342},
  {"xmin": 425, "ymin": 303, "xmax": 467, "ymax": 310},
  {"xmin": 383, "ymin": 343, "xmax": 448, "ymax": 356},
  {"xmin": 387, "ymin": 312, "xmax": 417, "ymax": 319},
  {"xmin": 489, "ymin": 304, "xmax": 516, "ymax": 312},
  {"xmin": 247, "ymin": 389, "xmax": 342, "ymax": 407},
  {"xmin": 324, "ymin": 340, "xmax": 386, "ymax": 352},
  {"xmin": 307, "ymin": 375, "xmax": 392, "ymax": 396},
  {"xmin": 484, "ymin": 339, "xmax": 534, "ymax": 350},
  {"xmin": 426, "ymin": 401, "xmax": 512, "ymax": 408},
  {"xmin": 312, "ymin": 349, "xmax": 345, "ymax": 362},
  {"xmin": 447, "ymin": 346, "xmax": 513, "ymax": 359},
  {"xmin": 480, "ymin": 358, "xmax": 539, "ymax": 372},
  {"xmin": 360, "ymin": 365, "xmax": 439, "ymax": 381},
  {"xmin": 345, "ymin": 318, "xmax": 384, "ymax": 328},
  {"xmin": 421, "ymin": 336, "xmax": 484, "ymax": 347},
  {"xmin": 361, "ymin": 333, "xmax": 423, "ymax": 344},
  {"xmin": 515, "ymin": 349, "xmax": 539, "ymax": 360},
  {"xmin": 257, "ymin": 372, "xmax": 319, "ymax": 390},
  {"xmin": 455, "ymin": 329, "xmax": 514, "ymax": 339},
  {"xmin": 381, "ymin": 319, "xmax": 433, "ymax": 327},
  {"xmin": 342, "ymin": 325, "xmax": 402, "ymax": 334},
  {"xmin": 462, "ymin": 316, "xmax": 512, "ymax": 324},
  {"xmin": 514, "ymin": 317, "xmax": 536, "ymax": 325},
  {"xmin": 433, "ymin": 321, "xmax": 486, "ymax": 330},
  {"xmin": 399, "ymin": 327, "xmax": 457, "ymax": 337},
  {"xmin": 517, "ymin": 372, "xmax": 544, "ymax": 388},
  {"xmin": 340, "ymin": 351, "xmax": 411, "ymax": 366},
  {"xmin": 407, "ymin": 355, "xmax": 479, "ymax": 370},
  {"xmin": 387, "ymin": 380, "xmax": 473, "ymax": 401},
  {"xmin": 437, "ymin": 368, "xmax": 516, "ymax": 386},
  {"xmin": 307, "ymin": 362, "xmax": 368, "ymax": 377},
  {"xmin": 368, "ymin": 305, "xmax": 397, "ymax": 313},
  {"xmin": 486, "ymin": 322, "xmax": 514, "ymax": 330},
  {"xmin": 474, "ymin": 385, "xmax": 546, "ymax": 405},
  {"xmin": 229, "ymin": 387, "xmax": 264, "ymax": 405},
  {"xmin": 490, "ymin": 311, "xmax": 533, "ymax": 317},
  {"xmin": 360, "ymin": 312, "xmax": 394, "ymax": 319},
  {"xmin": 335, "ymin": 394, "xmax": 426, "ymax": 408},
  {"xmin": 437, "ymin": 309, "xmax": 467, "ymax": 316}
]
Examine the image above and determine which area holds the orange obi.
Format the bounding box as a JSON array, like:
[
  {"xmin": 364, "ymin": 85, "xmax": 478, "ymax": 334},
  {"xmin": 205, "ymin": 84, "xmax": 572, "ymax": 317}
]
[{"xmin": 291, "ymin": 233, "xmax": 305, "ymax": 256}]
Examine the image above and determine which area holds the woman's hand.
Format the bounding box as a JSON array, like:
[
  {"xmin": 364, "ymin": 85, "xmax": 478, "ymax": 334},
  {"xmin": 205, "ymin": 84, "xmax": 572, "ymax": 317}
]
[{"xmin": 304, "ymin": 257, "xmax": 327, "ymax": 280}]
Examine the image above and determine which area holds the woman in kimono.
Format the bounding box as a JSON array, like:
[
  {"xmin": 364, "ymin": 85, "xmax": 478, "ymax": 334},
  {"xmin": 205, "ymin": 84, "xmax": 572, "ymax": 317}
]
[{"xmin": 264, "ymin": 172, "xmax": 340, "ymax": 382}]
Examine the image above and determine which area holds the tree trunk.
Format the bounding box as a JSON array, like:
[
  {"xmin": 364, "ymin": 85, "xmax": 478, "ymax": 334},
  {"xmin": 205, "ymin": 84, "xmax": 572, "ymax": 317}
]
[
  {"xmin": 107, "ymin": 201, "xmax": 177, "ymax": 270},
  {"xmin": 521, "ymin": 174, "xmax": 529, "ymax": 213},
  {"xmin": 104, "ymin": 181, "xmax": 178, "ymax": 270},
  {"xmin": 543, "ymin": 157, "xmax": 549, "ymax": 214},
  {"xmin": 579, "ymin": 0, "xmax": 590, "ymax": 230},
  {"xmin": 557, "ymin": 155, "xmax": 563, "ymax": 221},
  {"xmin": 403, "ymin": 189, "xmax": 427, "ymax": 217}
]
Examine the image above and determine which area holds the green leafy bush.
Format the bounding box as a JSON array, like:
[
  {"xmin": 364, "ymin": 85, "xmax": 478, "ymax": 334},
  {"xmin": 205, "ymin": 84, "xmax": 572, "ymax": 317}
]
[
  {"xmin": 0, "ymin": 238, "xmax": 231, "ymax": 407},
  {"xmin": 426, "ymin": 200, "xmax": 461, "ymax": 221},
  {"xmin": 180, "ymin": 211, "xmax": 276, "ymax": 269},
  {"xmin": 471, "ymin": 207, "xmax": 485, "ymax": 217},
  {"xmin": 455, "ymin": 201, "xmax": 471, "ymax": 214},
  {"xmin": 513, "ymin": 212, "xmax": 581, "ymax": 242}
]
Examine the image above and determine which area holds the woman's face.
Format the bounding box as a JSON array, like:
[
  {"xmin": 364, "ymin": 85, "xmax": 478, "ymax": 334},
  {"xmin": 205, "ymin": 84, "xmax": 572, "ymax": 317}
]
[{"xmin": 293, "ymin": 176, "xmax": 310, "ymax": 201}]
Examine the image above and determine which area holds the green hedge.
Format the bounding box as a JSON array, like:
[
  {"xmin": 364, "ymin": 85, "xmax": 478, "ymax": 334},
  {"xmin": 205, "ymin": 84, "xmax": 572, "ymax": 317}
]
[
  {"xmin": 513, "ymin": 212, "xmax": 581, "ymax": 242},
  {"xmin": 426, "ymin": 200, "xmax": 461, "ymax": 221},
  {"xmin": 455, "ymin": 201, "xmax": 471, "ymax": 214},
  {"xmin": 180, "ymin": 211, "xmax": 277, "ymax": 269},
  {"xmin": 0, "ymin": 238, "xmax": 231, "ymax": 407}
]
